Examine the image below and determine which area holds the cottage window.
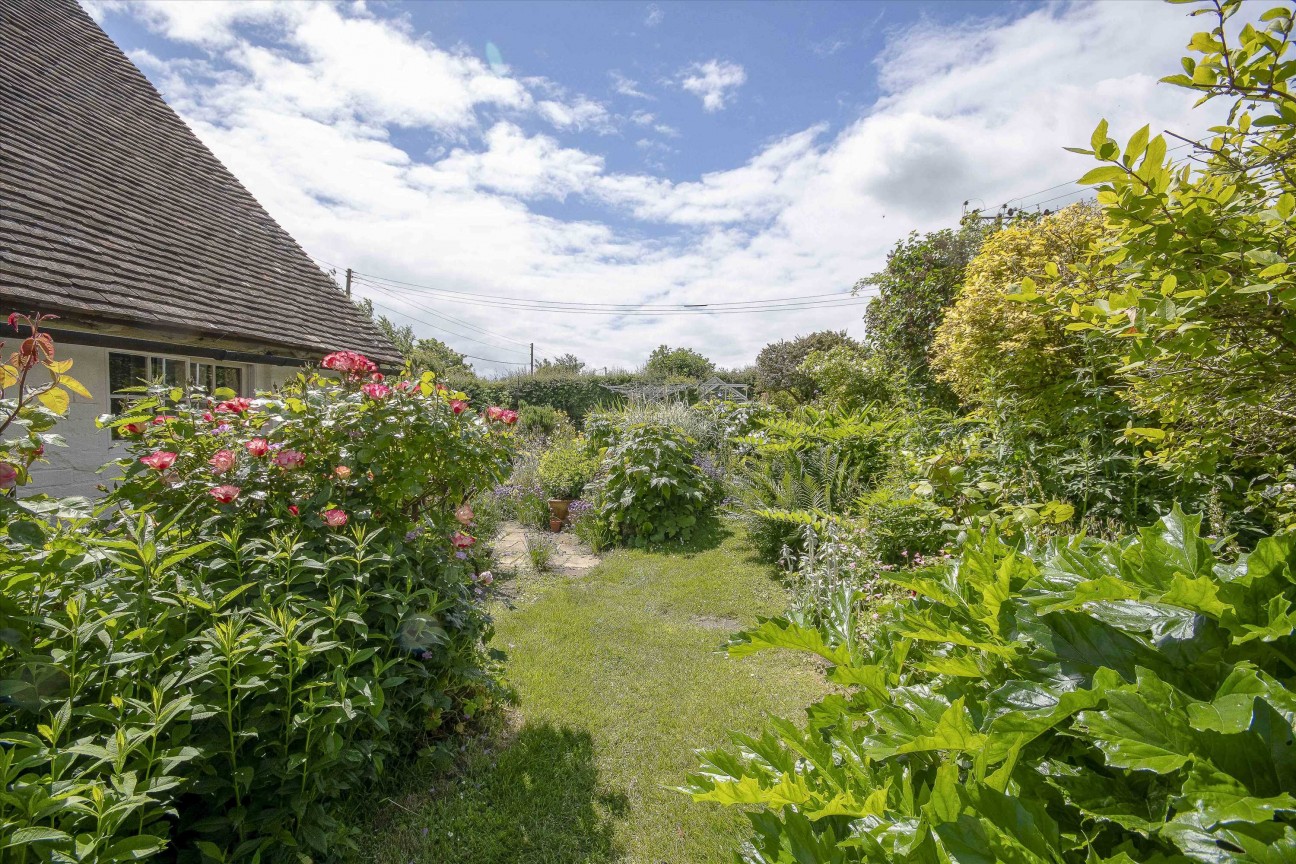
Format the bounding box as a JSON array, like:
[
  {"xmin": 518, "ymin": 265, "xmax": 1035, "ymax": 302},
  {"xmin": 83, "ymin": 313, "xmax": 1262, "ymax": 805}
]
[{"xmin": 108, "ymin": 351, "xmax": 246, "ymax": 436}]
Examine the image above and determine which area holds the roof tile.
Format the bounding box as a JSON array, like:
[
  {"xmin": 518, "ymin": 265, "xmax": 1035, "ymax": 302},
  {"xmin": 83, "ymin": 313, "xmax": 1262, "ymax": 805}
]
[{"xmin": 0, "ymin": 0, "xmax": 402, "ymax": 364}]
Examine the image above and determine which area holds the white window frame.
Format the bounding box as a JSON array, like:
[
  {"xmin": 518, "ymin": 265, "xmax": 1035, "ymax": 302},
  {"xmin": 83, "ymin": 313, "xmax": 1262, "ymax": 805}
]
[{"xmin": 106, "ymin": 350, "xmax": 249, "ymax": 437}]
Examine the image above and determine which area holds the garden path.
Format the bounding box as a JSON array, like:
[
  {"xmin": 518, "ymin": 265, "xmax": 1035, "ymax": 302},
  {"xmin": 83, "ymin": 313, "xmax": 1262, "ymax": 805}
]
[
  {"xmin": 493, "ymin": 520, "xmax": 602, "ymax": 577},
  {"xmin": 361, "ymin": 521, "xmax": 829, "ymax": 864}
]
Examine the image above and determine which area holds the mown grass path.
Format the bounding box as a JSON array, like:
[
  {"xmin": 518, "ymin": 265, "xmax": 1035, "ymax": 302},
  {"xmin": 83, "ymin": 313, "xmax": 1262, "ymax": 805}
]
[{"xmin": 363, "ymin": 522, "xmax": 828, "ymax": 864}]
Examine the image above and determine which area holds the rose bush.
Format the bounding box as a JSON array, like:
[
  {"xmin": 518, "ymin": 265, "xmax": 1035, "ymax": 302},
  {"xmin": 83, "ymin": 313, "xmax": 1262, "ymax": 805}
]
[{"xmin": 0, "ymin": 346, "xmax": 515, "ymax": 861}]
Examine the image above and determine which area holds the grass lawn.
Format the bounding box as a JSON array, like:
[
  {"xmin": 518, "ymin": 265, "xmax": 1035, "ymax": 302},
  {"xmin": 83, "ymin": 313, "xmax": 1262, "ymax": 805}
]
[{"xmin": 357, "ymin": 520, "xmax": 828, "ymax": 864}]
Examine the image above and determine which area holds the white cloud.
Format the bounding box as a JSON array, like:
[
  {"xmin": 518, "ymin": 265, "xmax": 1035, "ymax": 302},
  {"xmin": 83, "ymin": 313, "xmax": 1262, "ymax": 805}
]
[
  {"xmin": 679, "ymin": 59, "xmax": 747, "ymax": 112},
  {"xmin": 644, "ymin": 4, "xmax": 663, "ymax": 27},
  {"xmin": 610, "ymin": 70, "xmax": 653, "ymax": 100},
  {"xmin": 95, "ymin": 0, "xmax": 1220, "ymax": 374}
]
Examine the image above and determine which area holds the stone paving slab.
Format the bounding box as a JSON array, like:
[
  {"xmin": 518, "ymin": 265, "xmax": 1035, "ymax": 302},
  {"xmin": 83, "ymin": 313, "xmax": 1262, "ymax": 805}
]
[{"xmin": 491, "ymin": 521, "xmax": 601, "ymax": 577}]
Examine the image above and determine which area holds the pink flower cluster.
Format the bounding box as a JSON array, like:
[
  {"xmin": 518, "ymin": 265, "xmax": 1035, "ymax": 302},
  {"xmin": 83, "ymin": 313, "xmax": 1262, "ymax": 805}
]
[
  {"xmin": 484, "ymin": 406, "xmax": 518, "ymax": 425},
  {"xmin": 322, "ymin": 350, "xmax": 378, "ymax": 381}
]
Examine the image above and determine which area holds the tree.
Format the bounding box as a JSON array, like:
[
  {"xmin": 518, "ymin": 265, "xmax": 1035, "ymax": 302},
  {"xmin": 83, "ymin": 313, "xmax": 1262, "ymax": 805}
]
[
  {"xmin": 931, "ymin": 204, "xmax": 1108, "ymax": 408},
  {"xmin": 644, "ymin": 345, "xmax": 714, "ymax": 381},
  {"xmin": 798, "ymin": 342, "xmax": 893, "ymax": 411},
  {"xmin": 858, "ymin": 221, "xmax": 990, "ymax": 405},
  {"xmin": 355, "ymin": 298, "xmax": 415, "ymax": 357},
  {"xmin": 535, "ymin": 353, "xmax": 586, "ymax": 375},
  {"xmin": 1054, "ymin": 0, "xmax": 1296, "ymax": 487},
  {"xmin": 408, "ymin": 339, "xmax": 473, "ymax": 378},
  {"xmin": 355, "ymin": 298, "xmax": 473, "ymax": 377},
  {"xmin": 754, "ymin": 331, "xmax": 856, "ymax": 402}
]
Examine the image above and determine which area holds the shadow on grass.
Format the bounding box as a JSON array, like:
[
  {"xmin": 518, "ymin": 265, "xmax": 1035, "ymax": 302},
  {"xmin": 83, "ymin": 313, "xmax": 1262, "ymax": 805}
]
[
  {"xmin": 363, "ymin": 721, "xmax": 626, "ymax": 864},
  {"xmin": 636, "ymin": 513, "xmax": 732, "ymax": 557}
]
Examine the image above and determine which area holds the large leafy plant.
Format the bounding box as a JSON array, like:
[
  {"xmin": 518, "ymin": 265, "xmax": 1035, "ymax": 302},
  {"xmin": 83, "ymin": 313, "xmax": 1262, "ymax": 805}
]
[
  {"xmin": 687, "ymin": 507, "xmax": 1296, "ymax": 862},
  {"xmin": 537, "ymin": 436, "xmax": 598, "ymax": 500},
  {"xmin": 0, "ymin": 354, "xmax": 514, "ymax": 861},
  {"xmin": 592, "ymin": 421, "xmax": 716, "ymax": 546},
  {"xmin": 729, "ymin": 406, "xmax": 901, "ymax": 561}
]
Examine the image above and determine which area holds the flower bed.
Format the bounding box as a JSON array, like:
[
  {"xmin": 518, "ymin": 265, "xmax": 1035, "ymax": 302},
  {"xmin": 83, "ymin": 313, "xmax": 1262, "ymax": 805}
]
[{"xmin": 0, "ymin": 333, "xmax": 517, "ymax": 860}]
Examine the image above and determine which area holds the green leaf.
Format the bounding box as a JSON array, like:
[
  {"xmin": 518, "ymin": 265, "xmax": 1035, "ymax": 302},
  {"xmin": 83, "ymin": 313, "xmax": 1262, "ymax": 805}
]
[
  {"xmin": 5, "ymin": 827, "xmax": 73, "ymax": 846},
  {"xmin": 1077, "ymin": 166, "xmax": 1129, "ymax": 186}
]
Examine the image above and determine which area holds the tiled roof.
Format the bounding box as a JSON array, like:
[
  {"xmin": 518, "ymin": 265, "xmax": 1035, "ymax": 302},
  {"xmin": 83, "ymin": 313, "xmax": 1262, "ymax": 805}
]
[{"xmin": 0, "ymin": 0, "xmax": 402, "ymax": 364}]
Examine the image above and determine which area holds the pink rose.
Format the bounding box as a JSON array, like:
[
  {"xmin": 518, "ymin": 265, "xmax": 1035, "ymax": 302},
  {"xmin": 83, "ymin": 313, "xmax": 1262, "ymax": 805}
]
[
  {"xmin": 477, "ymin": 570, "xmax": 494, "ymax": 586},
  {"xmin": 216, "ymin": 397, "xmax": 252, "ymax": 414},
  {"xmin": 321, "ymin": 351, "xmax": 377, "ymax": 381},
  {"xmin": 334, "ymin": 465, "xmax": 352, "ymax": 480},
  {"xmin": 202, "ymin": 412, "xmax": 214, "ymax": 423},
  {"xmin": 208, "ymin": 485, "xmax": 240, "ymax": 504},
  {"xmin": 288, "ymin": 505, "xmax": 300, "ymax": 517},
  {"xmin": 322, "ymin": 508, "xmax": 348, "ymax": 528},
  {"xmin": 450, "ymin": 400, "xmax": 468, "ymax": 415},
  {"xmin": 485, "ymin": 406, "xmax": 505, "ymax": 421},
  {"xmin": 361, "ymin": 382, "xmax": 391, "ymax": 400},
  {"xmin": 209, "ymin": 449, "xmax": 237, "ymax": 474},
  {"xmin": 454, "ymin": 503, "xmax": 474, "ymax": 526},
  {"xmin": 152, "ymin": 415, "xmax": 176, "ymax": 426},
  {"xmin": 245, "ymin": 438, "xmax": 269, "ymax": 457},
  {"xmin": 0, "ymin": 462, "xmax": 18, "ymax": 489},
  {"xmin": 500, "ymin": 410, "xmax": 518, "ymax": 425},
  {"xmin": 451, "ymin": 532, "xmax": 476, "ymax": 549},
  {"xmin": 274, "ymin": 449, "xmax": 305, "ymax": 469},
  {"xmin": 122, "ymin": 422, "xmax": 147, "ymax": 436},
  {"xmin": 140, "ymin": 451, "xmax": 177, "ymax": 471}
]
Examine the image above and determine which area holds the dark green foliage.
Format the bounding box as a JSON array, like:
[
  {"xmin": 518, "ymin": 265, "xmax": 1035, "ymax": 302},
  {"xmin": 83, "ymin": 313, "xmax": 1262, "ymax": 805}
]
[
  {"xmin": 504, "ymin": 375, "xmax": 619, "ymax": 424},
  {"xmin": 859, "ymin": 222, "xmax": 988, "ymax": 405},
  {"xmin": 688, "ymin": 508, "xmax": 1296, "ymax": 862},
  {"xmin": 754, "ymin": 331, "xmax": 857, "ymax": 403},
  {"xmin": 729, "ymin": 406, "xmax": 901, "ymax": 561},
  {"xmin": 856, "ymin": 485, "xmax": 951, "ymax": 567},
  {"xmin": 516, "ymin": 404, "xmax": 573, "ymax": 439},
  {"xmin": 643, "ymin": 345, "xmax": 715, "ymax": 382},
  {"xmin": 0, "ymin": 370, "xmax": 512, "ymax": 860},
  {"xmin": 592, "ymin": 423, "xmax": 717, "ymax": 547}
]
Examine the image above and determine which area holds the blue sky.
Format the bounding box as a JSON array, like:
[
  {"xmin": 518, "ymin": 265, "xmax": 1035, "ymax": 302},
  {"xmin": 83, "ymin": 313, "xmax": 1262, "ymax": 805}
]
[{"xmin": 88, "ymin": 0, "xmax": 1213, "ymax": 374}]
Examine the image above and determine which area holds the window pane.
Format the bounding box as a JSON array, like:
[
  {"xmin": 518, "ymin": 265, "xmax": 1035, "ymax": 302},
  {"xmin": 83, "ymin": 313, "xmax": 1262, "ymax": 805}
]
[
  {"xmin": 161, "ymin": 359, "xmax": 185, "ymax": 389},
  {"xmin": 190, "ymin": 362, "xmax": 214, "ymax": 393},
  {"xmin": 215, "ymin": 366, "xmax": 243, "ymax": 395},
  {"xmin": 109, "ymin": 353, "xmax": 147, "ymax": 394}
]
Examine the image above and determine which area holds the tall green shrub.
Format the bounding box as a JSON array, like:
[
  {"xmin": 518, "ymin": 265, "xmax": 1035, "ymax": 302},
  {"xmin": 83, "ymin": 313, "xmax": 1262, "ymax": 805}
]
[
  {"xmin": 0, "ymin": 352, "xmax": 514, "ymax": 861},
  {"xmin": 592, "ymin": 423, "xmax": 716, "ymax": 546}
]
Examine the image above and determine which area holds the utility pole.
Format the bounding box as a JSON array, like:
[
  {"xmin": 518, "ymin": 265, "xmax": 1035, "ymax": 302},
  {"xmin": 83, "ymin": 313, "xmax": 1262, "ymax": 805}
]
[
  {"xmin": 344, "ymin": 268, "xmax": 353, "ymax": 299},
  {"xmin": 530, "ymin": 342, "xmax": 534, "ymax": 375}
]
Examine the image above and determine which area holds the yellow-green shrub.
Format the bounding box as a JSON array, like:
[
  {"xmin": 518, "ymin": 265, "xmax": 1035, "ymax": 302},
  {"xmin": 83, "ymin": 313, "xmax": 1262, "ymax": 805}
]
[{"xmin": 931, "ymin": 204, "xmax": 1108, "ymax": 406}]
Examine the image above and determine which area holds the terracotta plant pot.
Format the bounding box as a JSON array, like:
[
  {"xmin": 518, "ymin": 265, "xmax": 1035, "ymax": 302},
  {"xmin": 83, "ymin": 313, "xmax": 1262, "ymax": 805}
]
[
  {"xmin": 547, "ymin": 498, "xmax": 571, "ymax": 525},
  {"xmin": 549, "ymin": 518, "xmax": 564, "ymax": 533}
]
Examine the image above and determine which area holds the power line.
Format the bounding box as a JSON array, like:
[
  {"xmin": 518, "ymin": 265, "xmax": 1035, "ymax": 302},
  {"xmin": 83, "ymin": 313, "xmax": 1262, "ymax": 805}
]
[
  {"xmin": 353, "ymin": 275, "xmax": 871, "ymax": 316},
  {"xmin": 983, "ymin": 138, "xmax": 1197, "ymax": 216},
  {"xmin": 311, "ymin": 256, "xmax": 532, "ymax": 352},
  {"xmin": 364, "ymin": 297, "xmax": 530, "ymax": 366},
  {"xmin": 361, "ymin": 282, "xmax": 531, "ymax": 355},
  {"xmin": 350, "ymin": 269, "xmax": 862, "ymax": 310}
]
